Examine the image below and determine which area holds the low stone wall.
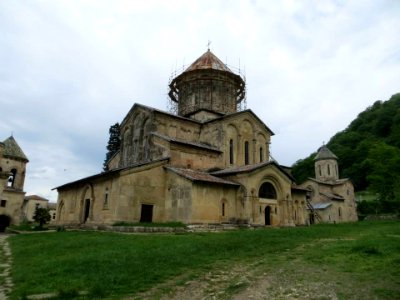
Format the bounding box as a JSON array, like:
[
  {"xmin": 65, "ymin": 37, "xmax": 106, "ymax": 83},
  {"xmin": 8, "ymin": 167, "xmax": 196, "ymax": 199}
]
[
  {"xmin": 57, "ymin": 223, "xmax": 253, "ymax": 233},
  {"xmin": 364, "ymin": 214, "xmax": 399, "ymax": 221}
]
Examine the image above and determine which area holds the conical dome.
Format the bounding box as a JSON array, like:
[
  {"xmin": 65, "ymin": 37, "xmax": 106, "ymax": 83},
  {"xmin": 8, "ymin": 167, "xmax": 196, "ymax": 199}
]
[
  {"xmin": 169, "ymin": 50, "xmax": 245, "ymax": 118},
  {"xmin": 3, "ymin": 136, "xmax": 28, "ymax": 162},
  {"xmin": 314, "ymin": 145, "xmax": 337, "ymax": 161},
  {"xmin": 184, "ymin": 49, "xmax": 233, "ymax": 73}
]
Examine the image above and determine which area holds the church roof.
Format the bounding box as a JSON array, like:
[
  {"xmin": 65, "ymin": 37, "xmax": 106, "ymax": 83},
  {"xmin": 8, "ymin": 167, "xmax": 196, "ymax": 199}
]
[
  {"xmin": 184, "ymin": 49, "xmax": 233, "ymax": 73},
  {"xmin": 311, "ymin": 202, "xmax": 332, "ymax": 210},
  {"xmin": 204, "ymin": 109, "xmax": 275, "ymax": 135},
  {"xmin": 25, "ymin": 195, "xmax": 49, "ymax": 202},
  {"xmin": 211, "ymin": 161, "xmax": 295, "ymax": 182},
  {"xmin": 54, "ymin": 158, "xmax": 170, "ymax": 190},
  {"xmin": 314, "ymin": 145, "xmax": 337, "ymax": 161},
  {"xmin": 165, "ymin": 167, "xmax": 239, "ymax": 186},
  {"xmin": 308, "ymin": 177, "xmax": 350, "ymax": 186},
  {"xmin": 320, "ymin": 192, "xmax": 345, "ymax": 201},
  {"xmin": 2, "ymin": 136, "xmax": 29, "ymax": 162},
  {"xmin": 151, "ymin": 133, "xmax": 222, "ymax": 153}
]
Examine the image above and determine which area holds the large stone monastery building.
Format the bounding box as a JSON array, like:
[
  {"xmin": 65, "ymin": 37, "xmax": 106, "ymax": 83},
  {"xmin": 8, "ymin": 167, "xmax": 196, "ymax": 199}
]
[{"xmin": 55, "ymin": 50, "xmax": 354, "ymax": 227}]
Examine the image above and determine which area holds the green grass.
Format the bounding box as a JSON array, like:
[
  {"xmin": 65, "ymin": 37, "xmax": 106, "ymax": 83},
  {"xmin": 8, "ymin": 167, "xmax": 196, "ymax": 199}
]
[{"xmin": 9, "ymin": 221, "xmax": 400, "ymax": 299}]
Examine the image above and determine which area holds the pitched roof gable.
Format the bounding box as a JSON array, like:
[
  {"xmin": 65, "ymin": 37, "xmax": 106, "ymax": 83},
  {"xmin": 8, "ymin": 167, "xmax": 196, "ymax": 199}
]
[{"xmin": 3, "ymin": 136, "xmax": 28, "ymax": 162}]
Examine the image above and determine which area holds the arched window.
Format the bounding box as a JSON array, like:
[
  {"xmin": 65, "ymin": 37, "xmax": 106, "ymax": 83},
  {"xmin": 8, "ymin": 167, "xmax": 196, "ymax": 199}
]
[
  {"xmin": 328, "ymin": 164, "xmax": 330, "ymax": 175},
  {"xmin": 7, "ymin": 169, "xmax": 17, "ymax": 188},
  {"xmin": 222, "ymin": 202, "xmax": 225, "ymax": 216},
  {"xmin": 229, "ymin": 139, "xmax": 234, "ymax": 164},
  {"xmin": 258, "ymin": 182, "xmax": 277, "ymax": 199},
  {"xmin": 104, "ymin": 188, "xmax": 109, "ymax": 209},
  {"xmin": 259, "ymin": 147, "xmax": 263, "ymax": 162},
  {"xmin": 318, "ymin": 165, "xmax": 322, "ymax": 176},
  {"xmin": 338, "ymin": 207, "xmax": 342, "ymax": 217},
  {"xmin": 244, "ymin": 141, "xmax": 249, "ymax": 165}
]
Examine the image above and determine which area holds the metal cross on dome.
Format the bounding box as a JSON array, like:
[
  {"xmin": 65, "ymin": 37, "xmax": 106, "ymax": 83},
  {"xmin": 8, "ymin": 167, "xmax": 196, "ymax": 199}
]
[{"xmin": 207, "ymin": 40, "xmax": 211, "ymax": 51}]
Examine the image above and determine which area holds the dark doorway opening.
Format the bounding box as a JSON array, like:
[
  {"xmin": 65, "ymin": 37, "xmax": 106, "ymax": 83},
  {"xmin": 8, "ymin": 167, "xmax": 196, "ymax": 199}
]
[
  {"xmin": 309, "ymin": 213, "xmax": 315, "ymax": 225},
  {"xmin": 83, "ymin": 199, "xmax": 90, "ymax": 223},
  {"xmin": 0, "ymin": 215, "xmax": 11, "ymax": 232},
  {"xmin": 140, "ymin": 204, "xmax": 153, "ymax": 223},
  {"xmin": 264, "ymin": 206, "xmax": 271, "ymax": 225}
]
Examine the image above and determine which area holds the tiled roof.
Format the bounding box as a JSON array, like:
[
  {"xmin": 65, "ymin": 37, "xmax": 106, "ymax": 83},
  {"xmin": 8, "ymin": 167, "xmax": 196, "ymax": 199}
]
[
  {"xmin": 308, "ymin": 178, "xmax": 350, "ymax": 186},
  {"xmin": 165, "ymin": 167, "xmax": 239, "ymax": 186},
  {"xmin": 320, "ymin": 192, "xmax": 345, "ymax": 201},
  {"xmin": 3, "ymin": 136, "xmax": 28, "ymax": 162},
  {"xmin": 152, "ymin": 132, "xmax": 221, "ymax": 153},
  {"xmin": 184, "ymin": 50, "xmax": 233, "ymax": 73},
  {"xmin": 54, "ymin": 158, "xmax": 170, "ymax": 190},
  {"xmin": 203, "ymin": 109, "xmax": 275, "ymax": 135},
  {"xmin": 315, "ymin": 145, "xmax": 337, "ymax": 161},
  {"xmin": 25, "ymin": 195, "xmax": 49, "ymax": 202},
  {"xmin": 211, "ymin": 161, "xmax": 295, "ymax": 182},
  {"xmin": 311, "ymin": 202, "xmax": 332, "ymax": 210}
]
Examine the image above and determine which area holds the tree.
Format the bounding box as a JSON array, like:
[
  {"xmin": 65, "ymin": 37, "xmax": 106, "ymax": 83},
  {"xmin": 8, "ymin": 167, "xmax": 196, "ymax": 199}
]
[
  {"xmin": 103, "ymin": 123, "xmax": 121, "ymax": 171},
  {"xmin": 33, "ymin": 207, "xmax": 51, "ymax": 229}
]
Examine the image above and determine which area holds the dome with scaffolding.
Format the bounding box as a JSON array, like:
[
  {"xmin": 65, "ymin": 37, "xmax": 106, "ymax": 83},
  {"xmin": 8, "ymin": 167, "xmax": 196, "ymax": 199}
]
[{"xmin": 168, "ymin": 49, "xmax": 246, "ymax": 117}]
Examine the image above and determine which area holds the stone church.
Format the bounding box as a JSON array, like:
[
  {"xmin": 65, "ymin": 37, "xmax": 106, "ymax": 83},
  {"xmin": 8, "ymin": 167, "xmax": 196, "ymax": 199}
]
[
  {"xmin": 300, "ymin": 145, "xmax": 358, "ymax": 223},
  {"xmin": 0, "ymin": 136, "xmax": 29, "ymax": 231},
  {"xmin": 54, "ymin": 50, "xmax": 313, "ymax": 227}
]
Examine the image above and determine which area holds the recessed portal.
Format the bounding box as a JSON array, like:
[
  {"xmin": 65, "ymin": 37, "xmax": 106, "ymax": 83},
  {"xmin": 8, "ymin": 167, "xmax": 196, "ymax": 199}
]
[
  {"xmin": 264, "ymin": 206, "xmax": 271, "ymax": 225},
  {"xmin": 0, "ymin": 215, "xmax": 10, "ymax": 232},
  {"xmin": 83, "ymin": 199, "xmax": 90, "ymax": 223},
  {"xmin": 140, "ymin": 204, "xmax": 153, "ymax": 223}
]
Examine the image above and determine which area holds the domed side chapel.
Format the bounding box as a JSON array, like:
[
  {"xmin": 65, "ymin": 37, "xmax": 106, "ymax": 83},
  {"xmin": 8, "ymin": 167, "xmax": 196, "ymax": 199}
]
[{"xmin": 55, "ymin": 50, "xmax": 315, "ymax": 227}]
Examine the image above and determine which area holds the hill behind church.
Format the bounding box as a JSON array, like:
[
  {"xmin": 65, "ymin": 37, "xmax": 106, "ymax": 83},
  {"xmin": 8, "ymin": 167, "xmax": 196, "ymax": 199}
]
[{"xmin": 292, "ymin": 93, "xmax": 400, "ymax": 212}]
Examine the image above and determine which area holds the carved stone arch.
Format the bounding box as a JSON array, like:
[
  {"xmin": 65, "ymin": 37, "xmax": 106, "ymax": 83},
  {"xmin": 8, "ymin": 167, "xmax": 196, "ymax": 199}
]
[
  {"xmin": 80, "ymin": 183, "xmax": 95, "ymax": 224},
  {"xmin": 141, "ymin": 117, "xmax": 152, "ymax": 160},
  {"xmin": 57, "ymin": 200, "xmax": 65, "ymax": 221},
  {"xmin": 257, "ymin": 176, "xmax": 283, "ymax": 200},
  {"xmin": 240, "ymin": 119, "xmax": 254, "ymax": 136},
  {"xmin": 121, "ymin": 126, "xmax": 132, "ymax": 165},
  {"xmin": 226, "ymin": 124, "xmax": 239, "ymax": 165}
]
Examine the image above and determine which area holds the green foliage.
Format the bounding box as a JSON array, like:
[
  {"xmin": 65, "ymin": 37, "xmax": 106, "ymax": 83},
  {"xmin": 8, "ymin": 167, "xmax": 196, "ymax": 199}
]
[
  {"xmin": 292, "ymin": 93, "xmax": 400, "ymax": 213},
  {"xmin": 32, "ymin": 207, "xmax": 51, "ymax": 229},
  {"xmin": 103, "ymin": 122, "xmax": 121, "ymax": 171}
]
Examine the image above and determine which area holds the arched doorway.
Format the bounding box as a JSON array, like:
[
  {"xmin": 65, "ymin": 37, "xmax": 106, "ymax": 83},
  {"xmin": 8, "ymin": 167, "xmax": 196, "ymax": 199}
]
[
  {"xmin": 0, "ymin": 215, "xmax": 11, "ymax": 232},
  {"xmin": 83, "ymin": 199, "xmax": 90, "ymax": 223},
  {"xmin": 264, "ymin": 206, "xmax": 271, "ymax": 225}
]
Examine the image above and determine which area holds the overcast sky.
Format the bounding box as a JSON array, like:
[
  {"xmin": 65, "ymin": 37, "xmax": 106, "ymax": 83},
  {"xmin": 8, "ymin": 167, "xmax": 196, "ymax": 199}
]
[{"xmin": 1, "ymin": 0, "xmax": 399, "ymax": 202}]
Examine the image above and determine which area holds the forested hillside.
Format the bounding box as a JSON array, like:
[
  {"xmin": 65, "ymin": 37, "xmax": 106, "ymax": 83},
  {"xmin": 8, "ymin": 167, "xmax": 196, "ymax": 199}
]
[{"xmin": 292, "ymin": 93, "xmax": 400, "ymax": 212}]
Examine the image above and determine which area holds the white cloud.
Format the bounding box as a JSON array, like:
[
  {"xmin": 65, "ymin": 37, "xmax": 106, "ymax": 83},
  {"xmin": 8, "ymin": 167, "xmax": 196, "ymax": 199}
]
[{"xmin": 1, "ymin": 0, "xmax": 399, "ymax": 200}]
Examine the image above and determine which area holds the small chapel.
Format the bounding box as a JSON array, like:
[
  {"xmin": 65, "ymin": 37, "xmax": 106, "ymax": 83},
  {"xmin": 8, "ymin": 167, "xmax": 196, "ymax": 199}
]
[
  {"xmin": 55, "ymin": 50, "xmax": 317, "ymax": 227},
  {"xmin": 300, "ymin": 145, "xmax": 358, "ymax": 224}
]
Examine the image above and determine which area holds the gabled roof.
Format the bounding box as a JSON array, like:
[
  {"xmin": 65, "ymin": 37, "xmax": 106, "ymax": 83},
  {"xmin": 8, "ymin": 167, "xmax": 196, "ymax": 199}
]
[
  {"xmin": 25, "ymin": 195, "xmax": 49, "ymax": 202},
  {"xmin": 308, "ymin": 177, "xmax": 350, "ymax": 186},
  {"xmin": 54, "ymin": 158, "xmax": 170, "ymax": 190},
  {"xmin": 203, "ymin": 109, "xmax": 274, "ymax": 135},
  {"xmin": 315, "ymin": 145, "xmax": 337, "ymax": 161},
  {"xmin": 120, "ymin": 103, "xmax": 202, "ymax": 128},
  {"xmin": 320, "ymin": 192, "xmax": 345, "ymax": 201},
  {"xmin": 165, "ymin": 167, "xmax": 239, "ymax": 186},
  {"xmin": 311, "ymin": 202, "xmax": 332, "ymax": 210},
  {"xmin": 152, "ymin": 133, "xmax": 222, "ymax": 153},
  {"xmin": 2, "ymin": 136, "xmax": 29, "ymax": 162},
  {"xmin": 211, "ymin": 161, "xmax": 295, "ymax": 182},
  {"xmin": 184, "ymin": 50, "xmax": 233, "ymax": 73}
]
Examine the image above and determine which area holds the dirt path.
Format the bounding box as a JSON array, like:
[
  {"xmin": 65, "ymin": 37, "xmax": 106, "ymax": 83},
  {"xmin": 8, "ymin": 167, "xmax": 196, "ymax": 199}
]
[{"xmin": 0, "ymin": 234, "xmax": 13, "ymax": 299}]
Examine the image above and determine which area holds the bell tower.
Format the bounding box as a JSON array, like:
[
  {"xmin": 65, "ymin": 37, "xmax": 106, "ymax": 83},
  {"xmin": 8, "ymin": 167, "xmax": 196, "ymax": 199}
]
[
  {"xmin": 168, "ymin": 50, "xmax": 245, "ymax": 119},
  {"xmin": 314, "ymin": 145, "xmax": 339, "ymax": 182}
]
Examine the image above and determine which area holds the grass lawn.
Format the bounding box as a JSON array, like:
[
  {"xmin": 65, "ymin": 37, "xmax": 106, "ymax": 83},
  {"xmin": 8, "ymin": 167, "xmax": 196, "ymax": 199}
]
[{"xmin": 8, "ymin": 220, "xmax": 400, "ymax": 299}]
